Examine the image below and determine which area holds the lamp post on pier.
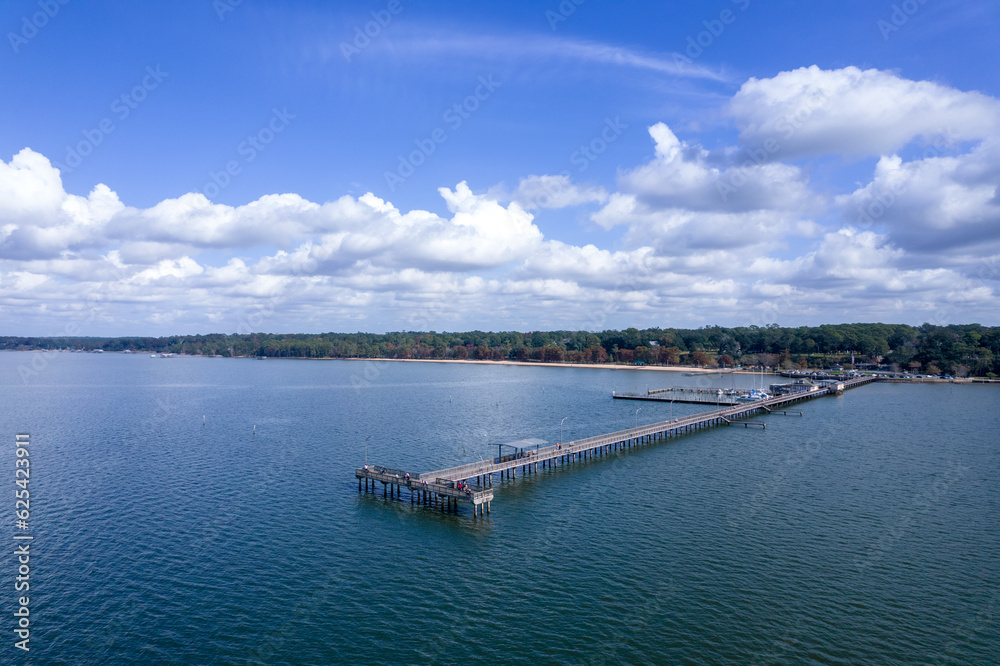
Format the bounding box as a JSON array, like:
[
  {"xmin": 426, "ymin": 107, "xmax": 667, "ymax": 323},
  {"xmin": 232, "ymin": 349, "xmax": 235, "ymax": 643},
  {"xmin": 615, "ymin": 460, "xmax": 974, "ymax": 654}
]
[
  {"xmin": 634, "ymin": 408, "xmax": 641, "ymax": 429},
  {"xmin": 364, "ymin": 435, "xmax": 371, "ymax": 467},
  {"xmin": 560, "ymin": 416, "xmax": 567, "ymax": 444}
]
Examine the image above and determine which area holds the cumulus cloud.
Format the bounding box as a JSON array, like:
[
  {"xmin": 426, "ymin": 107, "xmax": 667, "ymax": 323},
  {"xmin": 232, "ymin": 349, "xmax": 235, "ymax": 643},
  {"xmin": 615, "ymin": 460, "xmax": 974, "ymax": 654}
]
[
  {"xmin": 257, "ymin": 183, "xmax": 544, "ymax": 275},
  {"xmin": 0, "ymin": 152, "xmax": 544, "ymax": 272},
  {"xmin": 616, "ymin": 123, "xmax": 819, "ymax": 213},
  {"xmin": 731, "ymin": 65, "xmax": 1000, "ymax": 158},
  {"xmin": 0, "ymin": 149, "xmax": 123, "ymax": 260},
  {"xmin": 0, "ymin": 148, "xmax": 66, "ymax": 221},
  {"xmin": 593, "ymin": 192, "xmax": 820, "ymax": 257},
  {"xmin": 110, "ymin": 193, "xmax": 322, "ymax": 249},
  {"xmin": 508, "ymin": 174, "xmax": 608, "ymax": 210},
  {"xmin": 750, "ymin": 228, "xmax": 975, "ymax": 302},
  {"xmin": 838, "ymin": 139, "xmax": 1000, "ymax": 256},
  {"xmin": 6, "ymin": 62, "xmax": 1000, "ymax": 338},
  {"xmin": 131, "ymin": 257, "xmax": 204, "ymax": 284},
  {"xmin": 517, "ymin": 242, "xmax": 661, "ymax": 288},
  {"xmin": 573, "ymin": 65, "xmax": 1000, "ymax": 327}
]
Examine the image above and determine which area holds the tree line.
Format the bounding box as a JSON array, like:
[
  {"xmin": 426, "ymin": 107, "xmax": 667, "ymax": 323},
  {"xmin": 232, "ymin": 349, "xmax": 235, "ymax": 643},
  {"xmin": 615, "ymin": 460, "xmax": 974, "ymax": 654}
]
[{"xmin": 2, "ymin": 322, "xmax": 998, "ymax": 377}]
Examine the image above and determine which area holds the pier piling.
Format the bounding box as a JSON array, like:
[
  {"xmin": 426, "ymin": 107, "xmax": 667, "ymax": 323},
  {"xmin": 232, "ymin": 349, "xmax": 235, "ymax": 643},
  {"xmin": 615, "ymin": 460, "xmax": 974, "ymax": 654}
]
[{"xmin": 356, "ymin": 377, "xmax": 878, "ymax": 517}]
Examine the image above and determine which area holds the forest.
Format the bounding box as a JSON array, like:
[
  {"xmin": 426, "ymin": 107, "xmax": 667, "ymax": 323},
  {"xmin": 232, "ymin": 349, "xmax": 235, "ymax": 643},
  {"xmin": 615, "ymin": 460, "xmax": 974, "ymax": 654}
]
[{"xmin": 3, "ymin": 322, "xmax": 999, "ymax": 377}]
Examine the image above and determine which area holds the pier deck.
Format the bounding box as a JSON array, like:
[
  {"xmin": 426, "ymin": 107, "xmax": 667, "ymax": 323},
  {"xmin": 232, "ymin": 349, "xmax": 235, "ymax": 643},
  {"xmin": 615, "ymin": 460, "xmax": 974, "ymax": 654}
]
[
  {"xmin": 612, "ymin": 389, "xmax": 742, "ymax": 406},
  {"xmin": 357, "ymin": 376, "xmax": 878, "ymax": 516},
  {"xmin": 356, "ymin": 465, "xmax": 495, "ymax": 516}
]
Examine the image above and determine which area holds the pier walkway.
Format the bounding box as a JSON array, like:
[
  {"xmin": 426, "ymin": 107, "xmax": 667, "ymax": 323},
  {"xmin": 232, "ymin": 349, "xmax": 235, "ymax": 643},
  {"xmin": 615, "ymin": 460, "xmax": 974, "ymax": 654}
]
[
  {"xmin": 356, "ymin": 376, "xmax": 878, "ymax": 517},
  {"xmin": 612, "ymin": 388, "xmax": 743, "ymax": 406}
]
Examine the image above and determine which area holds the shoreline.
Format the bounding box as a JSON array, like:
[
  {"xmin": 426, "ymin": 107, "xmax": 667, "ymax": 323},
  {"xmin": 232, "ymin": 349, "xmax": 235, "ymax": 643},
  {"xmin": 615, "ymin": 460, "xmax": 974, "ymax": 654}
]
[
  {"xmin": 340, "ymin": 356, "xmax": 745, "ymax": 373},
  {"xmin": 336, "ymin": 358, "xmax": 994, "ymax": 382},
  {"xmin": 2, "ymin": 349, "xmax": 753, "ymax": 374},
  {"xmin": 7, "ymin": 350, "xmax": 996, "ymax": 381}
]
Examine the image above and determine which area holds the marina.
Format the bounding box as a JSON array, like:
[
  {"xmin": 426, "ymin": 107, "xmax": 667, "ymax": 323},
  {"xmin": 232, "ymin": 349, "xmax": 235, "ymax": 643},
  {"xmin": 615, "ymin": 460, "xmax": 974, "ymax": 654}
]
[
  {"xmin": 612, "ymin": 379, "xmax": 826, "ymax": 405},
  {"xmin": 357, "ymin": 376, "xmax": 879, "ymax": 516},
  {"xmin": 613, "ymin": 387, "xmax": 743, "ymax": 406}
]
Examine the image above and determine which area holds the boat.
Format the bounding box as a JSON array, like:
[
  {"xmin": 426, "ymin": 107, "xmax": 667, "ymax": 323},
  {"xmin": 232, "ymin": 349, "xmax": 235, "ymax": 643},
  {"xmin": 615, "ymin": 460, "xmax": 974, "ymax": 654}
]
[{"xmin": 736, "ymin": 389, "xmax": 770, "ymax": 402}]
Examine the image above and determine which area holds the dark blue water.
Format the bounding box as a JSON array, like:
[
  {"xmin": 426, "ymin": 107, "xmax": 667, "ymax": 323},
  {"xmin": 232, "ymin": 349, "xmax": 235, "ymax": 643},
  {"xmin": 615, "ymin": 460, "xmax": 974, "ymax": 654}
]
[{"xmin": 1, "ymin": 353, "xmax": 998, "ymax": 664}]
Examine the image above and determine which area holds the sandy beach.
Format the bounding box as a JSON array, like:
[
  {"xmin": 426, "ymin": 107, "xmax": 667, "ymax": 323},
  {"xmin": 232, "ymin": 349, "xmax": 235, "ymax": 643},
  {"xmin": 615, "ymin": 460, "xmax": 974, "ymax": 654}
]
[{"xmin": 340, "ymin": 356, "xmax": 756, "ymax": 374}]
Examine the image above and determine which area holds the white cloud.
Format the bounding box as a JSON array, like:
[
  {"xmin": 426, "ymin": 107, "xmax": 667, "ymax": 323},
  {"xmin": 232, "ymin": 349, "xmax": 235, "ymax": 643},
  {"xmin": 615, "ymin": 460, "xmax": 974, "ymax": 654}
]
[
  {"xmin": 516, "ymin": 241, "xmax": 666, "ymax": 289},
  {"xmin": 353, "ymin": 32, "xmax": 726, "ymax": 82},
  {"xmin": 261, "ymin": 183, "xmax": 544, "ymax": 274},
  {"xmin": 615, "ymin": 123, "xmax": 820, "ymax": 213},
  {"xmin": 131, "ymin": 257, "xmax": 204, "ymax": 284},
  {"xmin": 5, "ymin": 63, "xmax": 1000, "ymax": 341},
  {"xmin": 508, "ymin": 174, "xmax": 608, "ymax": 210},
  {"xmin": 0, "ymin": 149, "xmax": 123, "ymax": 260},
  {"xmin": 838, "ymin": 139, "xmax": 1000, "ymax": 256},
  {"xmin": 109, "ymin": 192, "xmax": 322, "ymax": 248},
  {"xmin": 0, "ymin": 155, "xmax": 544, "ymax": 275},
  {"xmin": 592, "ymin": 191, "xmax": 821, "ymax": 257},
  {"xmin": 0, "ymin": 148, "xmax": 66, "ymax": 221},
  {"xmin": 731, "ymin": 65, "xmax": 1000, "ymax": 158}
]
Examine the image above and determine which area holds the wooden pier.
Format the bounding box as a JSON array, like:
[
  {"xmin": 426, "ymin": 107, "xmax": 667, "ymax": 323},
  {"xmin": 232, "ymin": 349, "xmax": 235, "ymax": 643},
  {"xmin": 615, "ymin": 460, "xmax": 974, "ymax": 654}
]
[
  {"xmin": 613, "ymin": 389, "xmax": 742, "ymax": 406},
  {"xmin": 356, "ymin": 376, "xmax": 879, "ymax": 517}
]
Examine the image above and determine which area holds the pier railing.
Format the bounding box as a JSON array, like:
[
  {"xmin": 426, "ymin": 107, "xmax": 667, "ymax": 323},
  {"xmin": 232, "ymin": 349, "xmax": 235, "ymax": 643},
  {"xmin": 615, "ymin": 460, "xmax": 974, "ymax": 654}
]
[
  {"xmin": 359, "ymin": 374, "xmax": 880, "ymax": 516},
  {"xmin": 421, "ymin": 378, "xmax": 880, "ymax": 484}
]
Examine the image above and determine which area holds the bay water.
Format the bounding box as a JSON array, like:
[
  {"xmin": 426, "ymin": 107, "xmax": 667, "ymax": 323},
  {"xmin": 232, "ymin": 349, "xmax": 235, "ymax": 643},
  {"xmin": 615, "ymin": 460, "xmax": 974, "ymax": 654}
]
[{"xmin": 1, "ymin": 353, "xmax": 997, "ymax": 664}]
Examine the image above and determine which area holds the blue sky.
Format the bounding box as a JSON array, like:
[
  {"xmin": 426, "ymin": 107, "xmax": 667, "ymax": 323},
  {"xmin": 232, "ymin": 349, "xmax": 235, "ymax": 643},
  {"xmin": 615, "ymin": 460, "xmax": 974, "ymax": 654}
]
[{"xmin": 1, "ymin": 0, "xmax": 999, "ymax": 336}]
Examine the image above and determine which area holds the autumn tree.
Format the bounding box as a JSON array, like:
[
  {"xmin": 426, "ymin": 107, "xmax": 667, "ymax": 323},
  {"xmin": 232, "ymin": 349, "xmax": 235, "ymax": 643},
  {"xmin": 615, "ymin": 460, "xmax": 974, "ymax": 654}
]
[
  {"xmin": 587, "ymin": 345, "xmax": 608, "ymax": 363},
  {"xmin": 540, "ymin": 346, "xmax": 565, "ymax": 362},
  {"xmin": 689, "ymin": 351, "xmax": 712, "ymax": 367},
  {"xmin": 658, "ymin": 346, "xmax": 681, "ymax": 365}
]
